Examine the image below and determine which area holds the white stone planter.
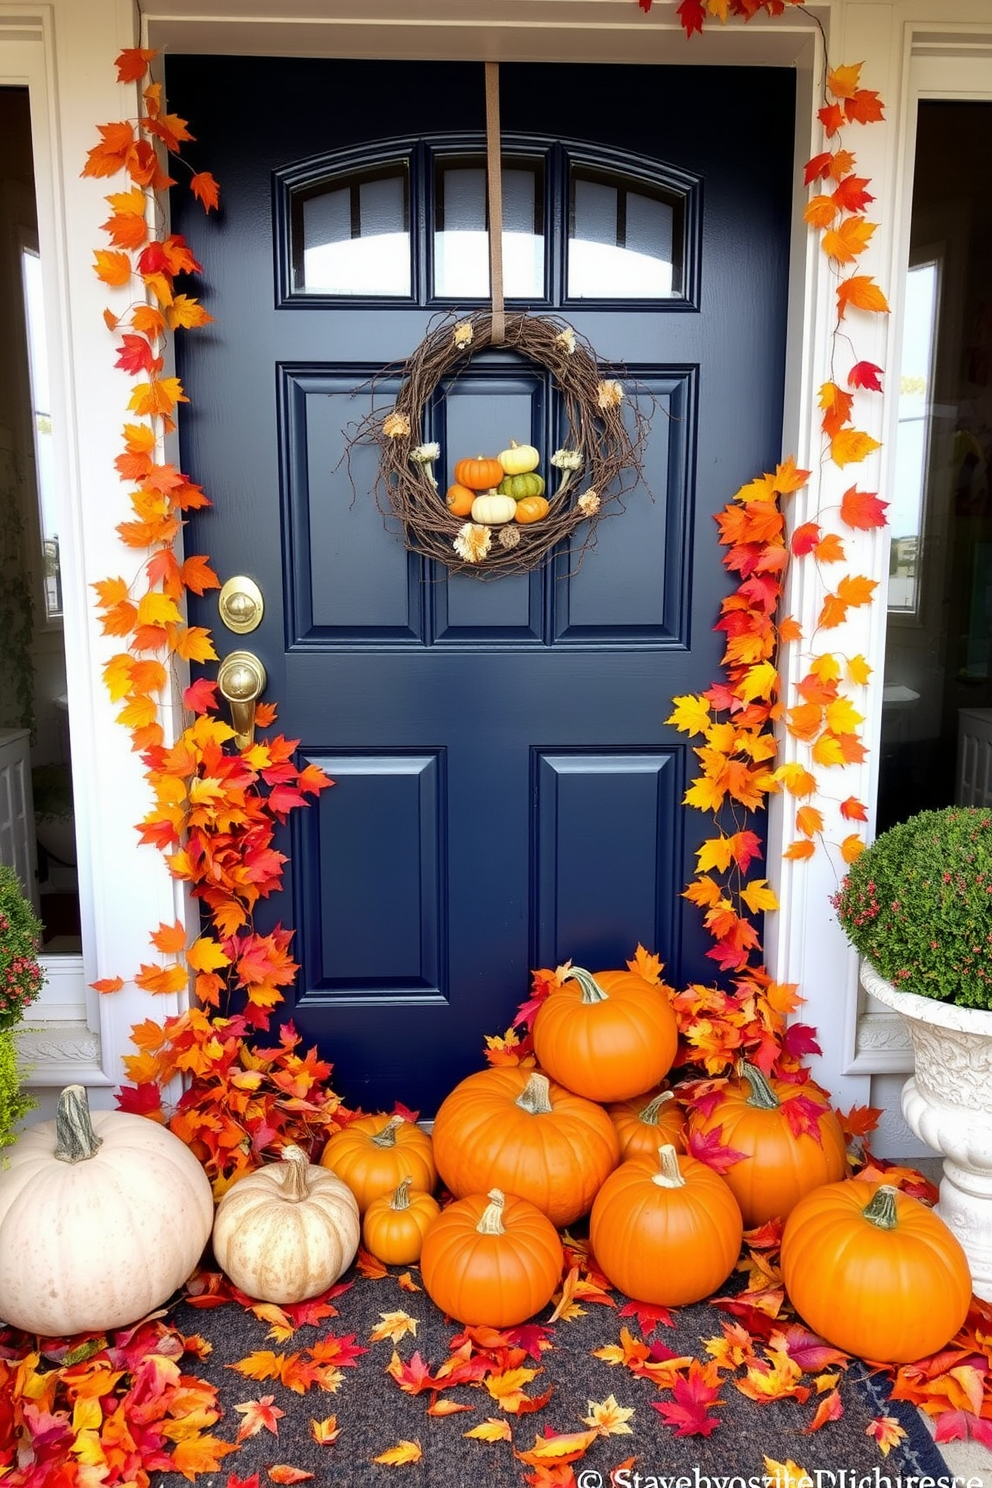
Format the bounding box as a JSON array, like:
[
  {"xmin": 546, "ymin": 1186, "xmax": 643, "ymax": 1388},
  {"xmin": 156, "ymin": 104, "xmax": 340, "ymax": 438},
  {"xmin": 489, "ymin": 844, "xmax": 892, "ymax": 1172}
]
[{"xmin": 861, "ymin": 961, "xmax": 992, "ymax": 1302}]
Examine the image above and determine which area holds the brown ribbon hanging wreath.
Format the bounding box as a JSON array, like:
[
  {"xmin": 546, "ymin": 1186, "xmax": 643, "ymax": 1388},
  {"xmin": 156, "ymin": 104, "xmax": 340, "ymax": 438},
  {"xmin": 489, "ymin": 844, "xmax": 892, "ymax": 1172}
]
[{"xmin": 356, "ymin": 65, "xmax": 650, "ymax": 579}]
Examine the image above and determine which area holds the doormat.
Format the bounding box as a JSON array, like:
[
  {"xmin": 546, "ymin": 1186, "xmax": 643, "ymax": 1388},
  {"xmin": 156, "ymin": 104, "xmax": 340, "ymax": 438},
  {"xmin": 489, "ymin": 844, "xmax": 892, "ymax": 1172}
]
[{"xmin": 144, "ymin": 1256, "xmax": 954, "ymax": 1488}]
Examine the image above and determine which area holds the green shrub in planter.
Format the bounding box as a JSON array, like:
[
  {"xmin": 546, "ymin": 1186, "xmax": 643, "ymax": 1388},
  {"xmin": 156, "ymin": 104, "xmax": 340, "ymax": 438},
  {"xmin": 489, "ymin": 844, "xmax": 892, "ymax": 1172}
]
[
  {"xmin": 832, "ymin": 806, "xmax": 992, "ymax": 1011},
  {"xmin": 0, "ymin": 865, "xmax": 42, "ymax": 1151}
]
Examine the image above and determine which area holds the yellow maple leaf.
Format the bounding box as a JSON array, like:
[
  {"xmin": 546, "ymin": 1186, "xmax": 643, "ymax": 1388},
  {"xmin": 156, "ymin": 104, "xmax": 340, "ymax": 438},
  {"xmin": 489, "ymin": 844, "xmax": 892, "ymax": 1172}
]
[
  {"xmin": 627, "ymin": 943, "xmax": 663, "ymax": 983},
  {"xmin": 866, "ymin": 1415, "xmax": 907, "ymax": 1456},
  {"xmin": 764, "ymin": 1457, "xmax": 813, "ymax": 1488},
  {"xmin": 666, "ymin": 693, "xmax": 711, "ymax": 736},
  {"xmin": 840, "ymin": 834, "xmax": 865, "ymax": 863},
  {"xmin": 463, "ymin": 1418, "xmax": 513, "ymax": 1442},
  {"xmin": 696, "ymin": 836, "xmax": 735, "ymax": 873},
  {"xmin": 773, "ymin": 762, "xmax": 817, "ymax": 798},
  {"xmin": 369, "ymin": 1311, "xmax": 419, "ymax": 1344},
  {"xmin": 734, "ymin": 473, "xmax": 778, "ymax": 504},
  {"xmin": 487, "ymin": 1366, "xmax": 540, "ymax": 1400},
  {"xmin": 683, "ymin": 876, "xmax": 725, "ymax": 909},
  {"xmin": 825, "ymin": 698, "xmax": 864, "ymax": 733},
  {"xmin": 738, "ymin": 660, "xmax": 778, "ymax": 704},
  {"xmin": 186, "ymin": 936, "xmax": 231, "ymax": 973},
  {"xmin": 684, "ymin": 776, "xmax": 727, "ymax": 813},
  {"xmin": 826, "ymin": 61, "xmax": 862, "ymax": 97},
  {"xmin": 583, "ymin": 1393, "xmax": 635, "ymax": 1436},
  {"xmin": 136, "ymin": 590, "xmax": 183, "ymax": 628},
  {"xmin": 796, "ymin": 805, "xmax": 825, "ymax": 838},
  {"xmin": 311, "ymin": 1415, "xmax": 341, "ymax": 1445},
  {"xmin": 830, "ymin": 428, "xmax": 882, "ymax": 467},
  {"xmin": 809, "ymin": 653, "xmax": 841, "ymax": 682},
  {"xmin": 102, "ymin": 652, "xmax": 135, "ymax": 700},
  {"xmin": 372, "ymin": 1440, "xmax": 423, "ymax": 1466},
  {"xmin": 515, "ymin": 1427, "xmax": 600, "ymax": 1467},
  {"xmin": 847, "ymin": 653, "xmax": 873, "ymax": 684},
  {"xmin": 740, "ymin": 879, "xmax": 780, "ymax": 914}
]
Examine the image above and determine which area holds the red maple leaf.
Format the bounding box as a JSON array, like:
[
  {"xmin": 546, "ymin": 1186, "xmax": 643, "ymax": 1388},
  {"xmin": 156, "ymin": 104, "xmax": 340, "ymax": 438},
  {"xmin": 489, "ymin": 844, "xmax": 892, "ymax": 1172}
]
[
  {"xmin": 619, "ymin": 1300, "xmax": 674, "ymax": 1338},
  {"xmin": 804, "ymin": 151, "xmax": 834, "ymax": 184},
  {"xmin": 676, "ymin": 0, "xmax": 706, "ymax": 34},
  {"xmin": 652, "ymin": 1363, "xmax": 724, "ymax": 1437},
  {"xmin": 781, "ymin": 1092, "xmax": 832, "ymax": 1142},
  {"xmin": 848, "ymin": 360, "xmax": 884, "ymax": 391},
  {"xmin": 687, "ymin": 1125, "xmax": 749, "ymax": 1173},
  {"xmin": 840, "ymin": 485, "xmax": 889, "ymax": 529},
  {"xmin": 780, "ymin": 1023, "xmax": 822, "ymax": 1061},
  {"xmin": 114, "ymin": 333, "xmax": 160, "ymax": 376},
  {"xmin": 791, "ymin": 521, "xmax": 821, "ymax": 556}
]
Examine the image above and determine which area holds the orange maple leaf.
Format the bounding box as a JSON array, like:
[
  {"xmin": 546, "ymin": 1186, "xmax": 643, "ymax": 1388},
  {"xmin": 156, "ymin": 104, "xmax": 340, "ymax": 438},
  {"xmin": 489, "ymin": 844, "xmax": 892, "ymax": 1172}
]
[
  {"xmin": 784, "ymin": 839, "xmax": 816, "ymax": 861},
  {"xmin": 822, "ymin": 216, "xmax": 877, "ymax": 265},
  {"xmin": 831, "ymin": 428, "xmax": 882, "ymax": 467},
  {"xmin": 840, "ymin": 485, "xmax": 888, "ymax": 529},
  {"xmin": 149, "ymin": 918, "xmax": 187, "ymax": 954},
  {"xmin": 93, "ymin": 249, "xmax": 132, "ymax": 287},
  {"xmin": 170, "ymin": 1435, "xmax": 238, "ymax": 1480},
  {"xmin": 813, "ymin": 532, "xmax": 846, "ymax": 564},
  {"xmin": 190, "ymin": 171, "xmax": 221, "ymax": 211},
  {"xmin": 82, "ymin": 120, "xmax": 136, "ymax": 177},
  {"xmin": 837, "ymin": 274, "xmax": 891, "ymax": 318},
  {"xmin": 115, "ymin": 46, "xmax": 157, "ymax": 82},
  {"xmin": 818, "ymin": 382, "xmax": 854, "ymax": 438}
]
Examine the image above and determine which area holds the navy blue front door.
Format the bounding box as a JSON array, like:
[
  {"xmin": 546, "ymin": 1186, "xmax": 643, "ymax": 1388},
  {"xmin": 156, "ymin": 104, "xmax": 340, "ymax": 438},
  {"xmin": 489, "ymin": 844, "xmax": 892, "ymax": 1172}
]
[{"xmin": 167, "ymin": 58, "xmax": 795, "ymax": 1114}]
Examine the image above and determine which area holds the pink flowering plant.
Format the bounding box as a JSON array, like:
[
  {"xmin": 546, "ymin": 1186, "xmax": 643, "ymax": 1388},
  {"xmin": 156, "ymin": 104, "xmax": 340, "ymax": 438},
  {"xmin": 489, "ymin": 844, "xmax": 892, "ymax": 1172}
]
[
  {"xmin": 0, "ymin": 865, "xmax": 42, "ymax": 1152},
  {"xmin": 832, "ymin": 806, "xmax": 992, "ymax": 1010}
]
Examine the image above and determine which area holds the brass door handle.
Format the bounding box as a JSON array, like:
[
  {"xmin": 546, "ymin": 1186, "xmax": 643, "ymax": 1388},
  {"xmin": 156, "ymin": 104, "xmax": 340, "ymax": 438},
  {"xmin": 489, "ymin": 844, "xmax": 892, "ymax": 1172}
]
[{"xmin": 217, "ymin": 650, "xmax": 267, "ymax": 750}]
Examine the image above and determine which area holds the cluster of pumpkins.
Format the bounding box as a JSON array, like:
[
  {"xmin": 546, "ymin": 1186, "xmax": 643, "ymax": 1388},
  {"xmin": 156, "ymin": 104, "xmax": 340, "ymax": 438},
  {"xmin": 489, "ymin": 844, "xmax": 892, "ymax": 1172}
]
[
  {"xmin": 445, "ymin": 441, "xmax": 551, "ymax": 526},
  {"xmin": 0, "ymin": 964, "xmax": 974, "ymax": 1364}
]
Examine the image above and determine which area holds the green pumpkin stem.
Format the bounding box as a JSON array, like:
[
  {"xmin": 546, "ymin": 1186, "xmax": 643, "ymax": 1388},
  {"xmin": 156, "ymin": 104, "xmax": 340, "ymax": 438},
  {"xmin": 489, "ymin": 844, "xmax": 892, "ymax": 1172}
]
[
  {"xmin": 477, "ymin": 1189, "xmax": 507, "ymax": 1235},
  {"xmin": 651, "ymin": 1144, "xmax": 686, "ymax": 1189},
  {"xmin": 280, "ymin": 1145, "xmax": 313, "ymax": 1202},
  {"xmin": 638, "ymin": 1091, "xmax": 675, "ymax": 1124},
  {"xmin": 391, "ymin": 1177, "xmax": 413, "ymax": 1211},
  {"xmin": 736, "ymin": 1060, "xmax": 780, "ymax": 1111},
  {"xmin": 54, "ymin": 1084, "xmax": 103, "ymax": 1164},
  {"xmin": 862, "ymin": 1184, "xmax": 899, "ymax": 1231},
  {"xmin": 516, "ymin": 1072, "xmax": 554, "ymax": 1115},
  {"xmin": 561, "ymin": 966, "xmax": 609, "ymax": 1003},
  {"xmin": 371, "ymin": 1116, "xmax": 405, "ymax": 1148}
]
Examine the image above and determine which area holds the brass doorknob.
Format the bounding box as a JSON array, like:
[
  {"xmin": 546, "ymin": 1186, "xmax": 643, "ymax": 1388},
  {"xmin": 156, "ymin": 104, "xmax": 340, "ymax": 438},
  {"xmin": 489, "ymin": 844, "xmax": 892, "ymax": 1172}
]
[
  {"xmin": 218, "ymin": 575, "xmax": 264, "ymax": 634},
  {"xmin": 217, "ymin": 650, "xmax": 267, "ymax": 750}
]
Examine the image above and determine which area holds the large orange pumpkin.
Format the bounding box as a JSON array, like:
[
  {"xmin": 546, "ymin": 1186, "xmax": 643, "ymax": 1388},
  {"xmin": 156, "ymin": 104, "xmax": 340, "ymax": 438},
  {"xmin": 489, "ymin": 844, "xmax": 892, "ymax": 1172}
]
[
  {"xmin": 420, "ymin": 1188, "xmax": 564, "ymax": 1327},
  {"xmin": 532, "ymin": 966, "xmax": 679, "ymax": 1103},
  {"xmin": 607, "ymin": 1088, "xmax": 686, "ymax": 1163},
  {"xmin": 319, "ymin": 1114, "xmax": 436, "ymax": 1215},
  {"xmin": 781, "ymin": 1180, "xmax": 972, "ymax": 1363},
  {"xmin": 453, "ymin": 456, "xmax": 504, "ymax": 491},
  {"xmin": 590, "ymin": 1145, "xmax": 743, "ymax": 1306},
  {"xmin": 432, "ymin": 1067, "xmax": 619, "ymax": 1228},
  {"xmin": 687, "ymin": 1062, "xmax": 848, "ymax": 1227}
]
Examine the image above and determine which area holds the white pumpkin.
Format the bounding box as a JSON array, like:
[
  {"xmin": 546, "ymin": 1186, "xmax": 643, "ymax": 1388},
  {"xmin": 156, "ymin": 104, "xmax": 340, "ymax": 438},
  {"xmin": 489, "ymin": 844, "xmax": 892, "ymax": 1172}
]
[
  {"xmin": 470, "ymin": 493, "xmax": 517, "ymax": 525},
  {"xmin": 212, "ymin": 1145, "xmax": 360, "ymax": 1304},
  {"xmin": 0, "ymin": 1084, "xmax": 214, "ymax": 1336}
]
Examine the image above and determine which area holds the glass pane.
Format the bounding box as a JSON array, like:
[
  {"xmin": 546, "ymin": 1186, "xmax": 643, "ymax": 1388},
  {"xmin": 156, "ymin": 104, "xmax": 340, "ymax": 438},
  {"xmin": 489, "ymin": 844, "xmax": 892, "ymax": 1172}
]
[
  {"xmin": 888, "ymin": 260, "xmax": 938, "ymax": 613},
  {"xmin": 434, "ymin": 158, "xmax": 543, "ymax": 299},
  {"xmin": 21, "ymin": 248, "xmax": 61, "ymax": 620},
  {"xmin": 294, "ymin": 165, "xmax": 410, "ymax": 295},
  {"xmin": 878, "ymin": 100, "xmax": 992, "ymax": 833},
  {"xmin": 568, "ymin": 167, "xmax": 682, "ymax": 299}
]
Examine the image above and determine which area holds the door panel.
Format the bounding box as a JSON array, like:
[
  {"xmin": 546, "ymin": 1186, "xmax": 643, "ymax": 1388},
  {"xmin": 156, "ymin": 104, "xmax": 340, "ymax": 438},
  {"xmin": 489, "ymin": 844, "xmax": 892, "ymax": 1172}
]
[{"xmin": 167, "ymin": 58, "xmax": 795, "ymax": 1112}]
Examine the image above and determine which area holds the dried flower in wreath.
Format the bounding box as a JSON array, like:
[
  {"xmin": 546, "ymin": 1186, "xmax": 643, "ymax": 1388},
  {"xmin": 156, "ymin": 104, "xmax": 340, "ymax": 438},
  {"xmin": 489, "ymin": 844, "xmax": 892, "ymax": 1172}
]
[{"xmin": 351, "ymin": 310, "xmax": 650, "ymax": 578}]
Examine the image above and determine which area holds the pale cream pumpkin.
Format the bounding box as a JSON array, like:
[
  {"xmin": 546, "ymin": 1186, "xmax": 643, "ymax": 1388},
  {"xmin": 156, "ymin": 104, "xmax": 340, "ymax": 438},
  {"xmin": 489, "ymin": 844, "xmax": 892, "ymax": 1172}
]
[
  {"xmin": 212, "ymin": 1145, "xmax": 360, "ymax": 1303},
  {"xmin": 0, "ymin": 1084, "xmax": 214, "ymax": 1336}
]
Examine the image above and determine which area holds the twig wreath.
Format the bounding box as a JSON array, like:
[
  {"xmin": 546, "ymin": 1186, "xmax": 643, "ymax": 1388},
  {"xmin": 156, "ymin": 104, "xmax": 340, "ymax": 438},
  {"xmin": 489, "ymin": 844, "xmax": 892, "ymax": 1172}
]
[{"xmin": 356, "ymin": 307, "xmax": 650, "ymax": 578}]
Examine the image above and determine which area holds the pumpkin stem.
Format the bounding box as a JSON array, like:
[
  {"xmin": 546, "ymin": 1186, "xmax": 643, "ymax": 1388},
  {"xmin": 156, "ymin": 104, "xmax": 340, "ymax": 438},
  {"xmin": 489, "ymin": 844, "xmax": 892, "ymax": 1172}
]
[
  {"xmin": 391, "ymin": 1177, "xmax": 413, "ymax": 1211},
  {"xmin": 651, "ymin": 1144, "xmax": 686, "ymax": 1189},
  {"xmin": 862, "ymin": 1184, "xmax": 900, "ymax": 1231},
  {"xmin": 638, "ymin": 1091, "xmax": 675, "ymax": 1125},
  {"xmin": 280, "ymin": 1145, "xmax": 313, "ymax": 1202},
  {"xmin": 561, "ymin": 966, "xmax": 609, "ymax": 1004},
  {"xmin": 476, "ymin": 1189, "xmax": 507, "ymax": 1235},
  {"xmin": 371, "ymin": 1116, "xmax": 405, "ymax": 1148},
  {"xmin": 54, "ymin": 1084, "xmax": 103, "ymax": 1164},
  {"xmin": 736, "ymin": 1060, "xmax": 780, "ymax": 1111},
  {"xmin": 516, "ymin": 1072, "xmax": 554, "ymax": 1115}
]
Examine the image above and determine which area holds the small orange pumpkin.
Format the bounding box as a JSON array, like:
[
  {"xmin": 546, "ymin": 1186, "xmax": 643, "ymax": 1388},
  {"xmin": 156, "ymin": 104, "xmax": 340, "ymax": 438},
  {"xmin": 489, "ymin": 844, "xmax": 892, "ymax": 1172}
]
[
  {"xmin": 453, "ymin": 456, "xmax": 504, "ymax": 491},
  {"xmin": 590, "ymin": 1145, "xmax": 744, "ymax": 1306},
  {"xmin": 420, "ymin": 1188, "xmax": 564, "ymax": 1327},
  {"xmin": 362, "ymin": 1177, "xmax": 440, "ymax": 1265},
  {"xmin": 686, "ymin": 1061, "xmax": 848, "ymax": 1227},
  {"xmin": 319, "ymin": 1114, "xmax": 436, "ymax": 1215},
  {"xmin": 514, "ymin": 495, "xmax": 551, "ymax": 524},
  {"xmin": 532, "ymin": 965, "xmax": 679, "ymax": 1103},
  {"xmin": 607, "ymin": 1088, "xmax": 686, "ymax": 1162},
  {"xmin": 781, "ymin": 1180, "xmax": 972, "ymax": 1363},
  {"xmin": 445, "ymin": 483, "xmax": 475, "ymax": 517}
]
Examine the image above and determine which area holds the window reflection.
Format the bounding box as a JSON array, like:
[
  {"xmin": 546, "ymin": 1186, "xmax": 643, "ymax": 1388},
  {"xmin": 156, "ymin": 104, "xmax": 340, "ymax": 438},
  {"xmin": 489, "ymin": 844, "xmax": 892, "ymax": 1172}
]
[
  {"xmin": 21, "ymin": 247, "xmax": 61, "ymax": 621},
  {"xmin": 295, "ymin": 166, "xmax": 410, "ymax": 296},
  {"xmin": 434, "ymin": 160, "xmax": 543, "ymax": 299},
  {"xmin": 568, "ymin": 169, "xmax": 682, "ymax": 299},
  {"xmin": 888, "ymin": 260, "xmax": 938, "ymax": 613}
]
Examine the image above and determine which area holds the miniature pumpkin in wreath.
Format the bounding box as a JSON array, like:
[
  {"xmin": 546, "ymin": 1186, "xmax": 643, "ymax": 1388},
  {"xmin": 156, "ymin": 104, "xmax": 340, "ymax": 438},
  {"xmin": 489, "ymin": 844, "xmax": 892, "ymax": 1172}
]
[
  {"xmin": 532, "ymin": 965, "xmax": 679, "ymax": 1103},
  {"xmin": 607, "ymin": 1088, "xmax": 686, "ymax": 1162},
  {"xmin": 212, "ymin": 1145, "xmax": 360, "ymax": 1304},
  {"xmin": 780, "ymin": 1180, "xmax": 972, "ymax": 1363},
  {"xmin": 686, "ymin": 1061, "xmax": 848, "ymax": 1227},
  {"xmin": 498, "ymin": 472, "xmax": 546, "ymax": 500},
  {"xmin": 0, "ymin": 1084, "xmax": 214, "ymax": 1336},
  {"xmin": 514, "ymin": 495, "xmax": 551, "ymax": 524},
  {"xmin": 362, "ymin": 1176, "xmax": 441, "ymax": 1265},
  {"xmin": 590, "ymin": 1144, "xmax": 743, "ymax": 1306},
  {"xmin": 432, "ymin": 1067, "xmax": 619, "ymax": 1228},
  {"xmin": 420, "ymin": 1187, "xmax": 564, "ymax": 1327},
  {"xmin": 498, "ymin": 440, "xmax": 540, "ymax": 475},
  {"xmin": 320, "ymin": 1113, "xmax": 436, "ymax": 1214},
  {"xmin": 454, "ymin": 455, "xmax": 504, "ymax": 491},
  {"xmin": 445, "ymin": 483, "xmax": 475, "ymax": 517}
]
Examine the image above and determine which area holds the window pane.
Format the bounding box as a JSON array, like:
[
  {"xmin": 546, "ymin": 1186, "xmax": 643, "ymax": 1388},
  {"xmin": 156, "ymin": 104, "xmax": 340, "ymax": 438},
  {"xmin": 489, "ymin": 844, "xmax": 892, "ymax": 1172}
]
[
  {"xmin": 21, "ymin": 248, "xmax": 61, "ymax": 620},
  {"xmin": 568, "ymin": 168, "xmax": 681, "ymax": 299},
  {"xmin": 434, "ymin": 159, "xmax": 543, "ymax": 299},
  {"xmin": 888, "ymin": 260, "xmax": 938, "ymax": 613},
  {"xmin": 294, "ymin": 166, "xmax": 410, "ymax": 295}
]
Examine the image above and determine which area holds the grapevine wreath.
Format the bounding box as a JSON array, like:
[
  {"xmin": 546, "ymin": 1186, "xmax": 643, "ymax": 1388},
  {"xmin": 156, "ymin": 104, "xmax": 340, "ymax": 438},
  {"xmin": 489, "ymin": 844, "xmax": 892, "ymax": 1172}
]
[{"xmin": 357, "ymin": 308, "xmax": 651, "ymax": 578}]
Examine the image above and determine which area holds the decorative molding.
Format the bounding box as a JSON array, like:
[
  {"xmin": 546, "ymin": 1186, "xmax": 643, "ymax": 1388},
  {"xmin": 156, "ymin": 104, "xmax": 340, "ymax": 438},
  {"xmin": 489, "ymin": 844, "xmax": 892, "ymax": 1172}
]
[{"xmin": 18, "ymin": 1020, "xmax": 112, "ymax": 1088}]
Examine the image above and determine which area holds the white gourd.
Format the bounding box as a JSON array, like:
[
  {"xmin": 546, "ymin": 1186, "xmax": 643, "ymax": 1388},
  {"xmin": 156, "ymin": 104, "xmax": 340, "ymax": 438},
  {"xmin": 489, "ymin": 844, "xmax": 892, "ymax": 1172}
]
[
  {"xmin": 212, "ymin": 1145, "xmax": 359, "ymax": 1304},
  {"xmin": 0, "ymin": 1084, "xmax": 214, "ymax": 1336}
]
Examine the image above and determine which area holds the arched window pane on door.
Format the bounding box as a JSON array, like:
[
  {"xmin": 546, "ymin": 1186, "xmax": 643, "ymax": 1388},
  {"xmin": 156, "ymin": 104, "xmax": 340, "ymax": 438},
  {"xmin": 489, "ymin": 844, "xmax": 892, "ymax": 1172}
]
[
  {"xmin": 434, "ymin": 158, "xmax": 544, "ymax": 299},
  {"xmin": 568, "ymin": 167, "xmax": 683, "ymax": 299},
  {"xmin": 292, "ymin": 164, "xmax": 411, "ymax": 295}
]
